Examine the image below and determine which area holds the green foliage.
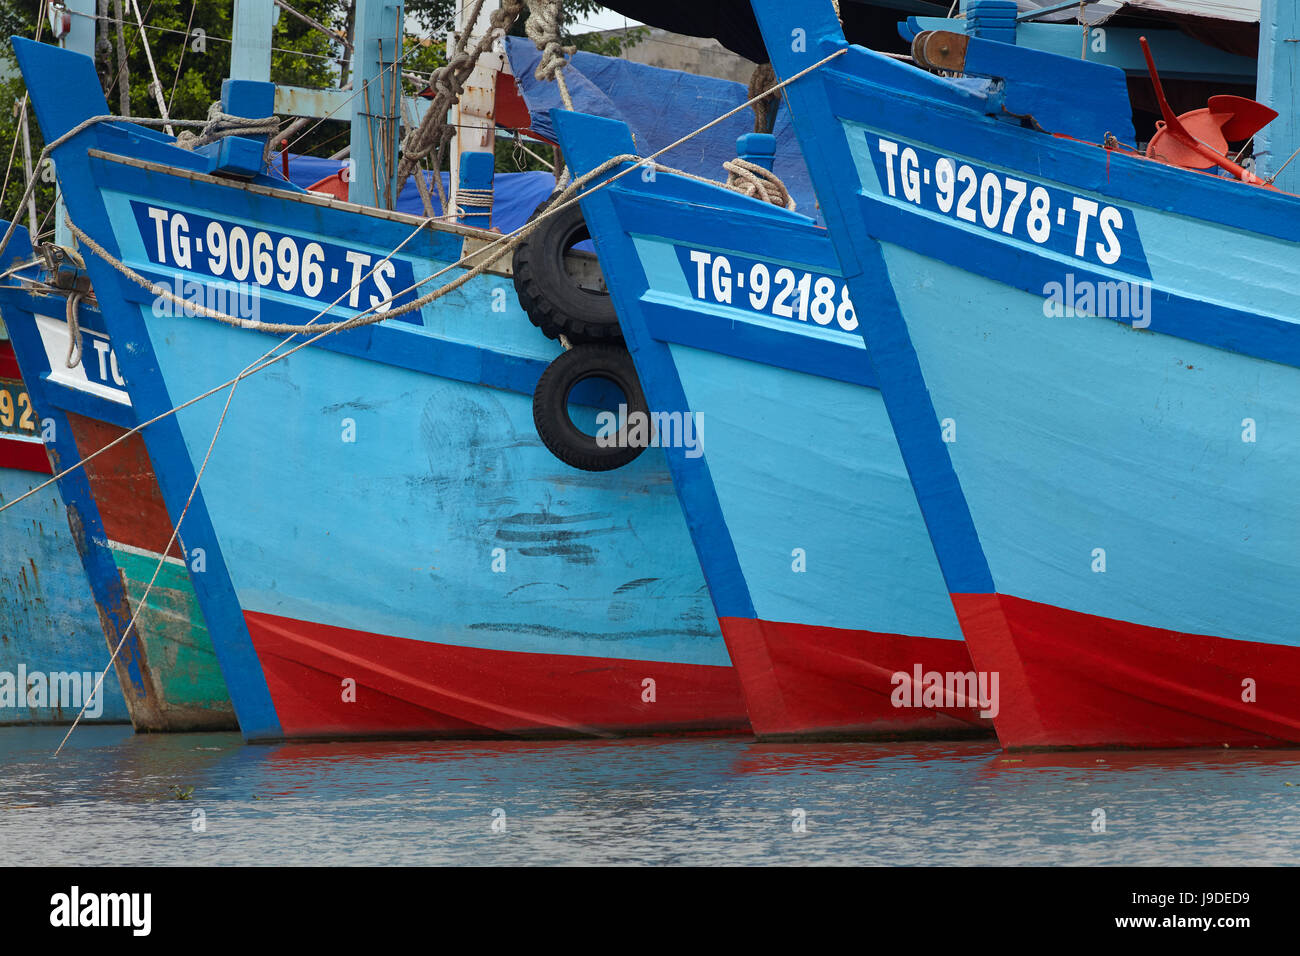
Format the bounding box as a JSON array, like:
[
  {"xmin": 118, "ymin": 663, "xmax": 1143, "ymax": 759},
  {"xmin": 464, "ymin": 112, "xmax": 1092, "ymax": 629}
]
[
  {"xmin": 0, "ymin": 2, "xmax": 645, "ymax": 224},
  {"xmin": 0, "ymin": 0, "xmax": 341, "ymax": 227}
]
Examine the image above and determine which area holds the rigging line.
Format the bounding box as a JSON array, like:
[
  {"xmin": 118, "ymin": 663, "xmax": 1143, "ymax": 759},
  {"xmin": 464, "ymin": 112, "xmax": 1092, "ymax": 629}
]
[
  {"xmin": 165, "ymin": 0, "xmax": 199, "ymax": 117},
  {"xmin": 0, "ymin": 97, "xmax": 29, "ymax": 217},
  {"xmin": 50, "ymin": 204, "xmax": 442, "ymax": 759},
  {"xmin": 54, "ymin": 371, "xmax": 240, "ymax": 757},
  {"xmin": 29, "ymin": 199, "xmax": 58, "ymax": 245},
  {"xmin": 2, "ymin": 0, "xmax": 51, "ymax": 217},
  {"xmin": 275, "ymin": 0, "xmax": 353, "ymax": 54},
  {"xmin": 129, "ymin": 0, "xmax": 174, "ymax": 134},
  {"xmin": 377, "ymin": 47, "xmax": 852, "ymax": 303},
  {"xmin": 48, "ymin": 23, "xmax": 826, "ymax": 754},
  {"xmin": 70, "ymin": 8, "xmax": 362, "ymax": 66},
  {"xmin": 1266, "ymin": 144, "xmax": 1300, "ymax": 186},
  {"xmin": 52, "ymin": 199, "xmax": 449, "ymax": 759},
  {"xmin": 6, "ymin": 47, "xmax": 847, "ymax": 519},
  {"xmin": 281, "ymin": 37, "xmax": 440, "ymax": 155},
  {"xmin": 94, "ymin": 46, "xmax": 844, "ymax": 336},
  {"xmin": 0, "ymin": 202, "xmax": 438, "ymax": 519},
  {"xmin": 102, "ymin": 0, "xmax": 154, "ymax": 107},
  {"xmin": 74, "ymin": 9, "xmax": 447, "ymax": 153}
]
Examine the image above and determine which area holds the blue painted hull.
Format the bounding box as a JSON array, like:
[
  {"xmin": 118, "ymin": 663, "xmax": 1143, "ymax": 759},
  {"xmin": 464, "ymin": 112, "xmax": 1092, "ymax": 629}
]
[
  {"xmin": 17, "ymin": 38, "xmax": 747, "ymax": 741},
  {"xmin": 754, "ymin": 1, "xmax": 1300, "ymax": 748},
  {"xmin": 1, "ymin": 287, "xmax": 236, "ymax": 731},
  {"xmin": 553, "ymin": 112, "xmax": 990, "ymax": 738},
  {"xmin": 0, "ymin": 464, "xmax": 130, "ymax": 724},
  {"xmin": 0, "ymin": 332, "xmax": 129, "ymax": 725}
]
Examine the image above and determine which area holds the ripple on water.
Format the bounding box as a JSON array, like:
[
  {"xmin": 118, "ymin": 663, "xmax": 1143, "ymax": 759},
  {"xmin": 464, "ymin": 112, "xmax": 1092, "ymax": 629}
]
[{"xmin": 1, "ymin": 727, "xmax": 1298, "ymax": 865}]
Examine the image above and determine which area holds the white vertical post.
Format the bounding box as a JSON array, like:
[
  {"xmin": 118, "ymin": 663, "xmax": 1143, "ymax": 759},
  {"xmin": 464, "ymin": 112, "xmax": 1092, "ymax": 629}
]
[
  {"xmin": 449, "ymin": 0, "xmax": 502, "ymax": 226},
  {"xmin": 18, "ymin": 102, "xmax": 38, "ymax": 237}
]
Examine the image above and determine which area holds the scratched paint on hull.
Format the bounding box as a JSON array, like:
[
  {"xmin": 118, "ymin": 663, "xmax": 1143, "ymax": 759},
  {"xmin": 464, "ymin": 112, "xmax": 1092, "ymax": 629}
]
[
  {"xmin": 111, "ymin": 547, "xmax": 236, "ymax": 730},
  {"xmin": 0, "ymin": 465, "xmax": 130, "ymax": 724},
  {"xmin": 56, "ymin": 410, "xmax": 235, "ymax": 730}
]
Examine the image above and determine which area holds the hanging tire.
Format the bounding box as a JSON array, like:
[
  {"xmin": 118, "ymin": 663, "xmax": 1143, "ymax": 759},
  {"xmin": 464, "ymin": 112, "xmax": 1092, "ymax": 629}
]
[
  {"xmin": 533, "ymin": 344, "xmax": 647, "ymax": 471},
  {"xmin": 513, "ymin": 195, "xmax": 622, "ymax": 343}
]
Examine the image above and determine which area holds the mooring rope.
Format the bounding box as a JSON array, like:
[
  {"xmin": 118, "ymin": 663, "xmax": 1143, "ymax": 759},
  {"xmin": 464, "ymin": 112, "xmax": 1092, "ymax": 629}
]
[
  {"xmin": 4, "ymin": 47, "xmax": 845, "ymax": 520},
  {"xmin": 398, "ymin": 0, "xmax": 580, "ymax": 214},
  {"xmin": 0, "ymin": 113, "xmax": 236, "ymax": 267},
  {"xmin": 19, "ymin": 46, "xmax": 847, "ymax": 754},
  {"xmin": 723, "ymin": 157, "xmax": 796, "ymax": 211},
  {"xmin": 526, "ymin": 0, "xmax": 576, "ymax": 111},
  {"xmin": 64, "ymin": 290, "xmax": 85, "ymax": 368},
  {"xmin": 68, "ymin": 134, "xmax": 801, "ymax": 336},
  {"xmin": 174, "ymin": 100, "xmax": 280, "ymax": 151},
  {"xmin": 7, "ymin": 42, "xmax": 842, "ymax": 502},
  {"xmin": 396, "ymin": 0, "xmax": 525, "ymax": 215},
  {"xmin": 53, "ymin": 365, "xmax": 242, "ymax": 757},
  {"xmin": 128, "ymin": 0, "xmax": 174, "ymax": 137}
]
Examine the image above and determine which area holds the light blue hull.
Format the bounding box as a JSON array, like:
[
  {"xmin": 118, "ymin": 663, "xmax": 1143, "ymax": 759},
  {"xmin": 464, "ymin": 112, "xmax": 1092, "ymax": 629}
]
[
  {"xmin": 15, "ymin": 35, "xmax": 747, "ymax": 740},
  {"xmin": 753, "ymin": 0, "xmax": 1300, "ymax": 747},
  {"xmin": 0, "ymin": 464, "xmax": 129, "ymax": 724}
]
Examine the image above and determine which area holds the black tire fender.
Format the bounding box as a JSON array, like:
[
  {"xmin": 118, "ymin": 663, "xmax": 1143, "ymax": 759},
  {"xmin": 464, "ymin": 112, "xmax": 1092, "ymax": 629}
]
[
  {"xmin": 512, "ymin": 195, "xmax": 622, "ymax": 343},
  {"xmin": 532, "ymin": 344, "xmax": 648, "ymax": 471}
]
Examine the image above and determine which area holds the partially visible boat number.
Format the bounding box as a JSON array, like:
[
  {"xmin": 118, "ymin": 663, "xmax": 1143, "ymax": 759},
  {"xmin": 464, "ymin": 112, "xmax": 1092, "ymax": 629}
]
[
  {"xmin": 683, "ymin": 249, "xmax": 858, "ymax": 332},
  {"xmin": 874, "ymin": 137, "xmax": 1129, "ymax": 267},
  {"xmin": 134, "ymin": 203, "xmax": 418, "ymax": 314},
  {"xmin": 0, "ymin": 380, "xmax": 37, "ymax": 436}
]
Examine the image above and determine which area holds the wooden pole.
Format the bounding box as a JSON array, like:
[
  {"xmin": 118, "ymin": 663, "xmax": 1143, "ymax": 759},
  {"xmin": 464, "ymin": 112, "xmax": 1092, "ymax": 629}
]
[
  {"xmin": 1257, "ymin": 0, "xmax": 1300, "ymax": 192},
  {"xmin": 18, "ymin": 100, "xmax": 38, "ymax": 237}
]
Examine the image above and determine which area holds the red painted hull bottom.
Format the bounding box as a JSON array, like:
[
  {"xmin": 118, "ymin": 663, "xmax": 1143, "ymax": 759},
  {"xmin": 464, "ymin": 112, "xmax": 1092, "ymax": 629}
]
[
  {"xmin": 244, "ymin": 610, "xmax": 750, "ymax": 740},
  {"xmin": 952, "ymin": 593, "xmax": 1300, "ymax": 749},
  {"xmin": 0, "ymin": 435, "xmax": 51, "ymax": 474},
  {"xmin": 718, "ymin": 616, "xmax": 994, "ymax": 739}
]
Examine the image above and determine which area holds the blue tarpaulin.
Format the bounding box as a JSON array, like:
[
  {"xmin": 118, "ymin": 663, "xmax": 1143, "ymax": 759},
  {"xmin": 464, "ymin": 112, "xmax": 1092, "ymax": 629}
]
[
  {"xmin": 271, "ymin": 38, "xmax": 821, "ymax": 229},
  {"xmin": 275, "ymin": 154, "xmax": 558, "ymax": 235},
  {"xmin": 504, "ymin": 37, "xmax": 820, "ymax": 222}
]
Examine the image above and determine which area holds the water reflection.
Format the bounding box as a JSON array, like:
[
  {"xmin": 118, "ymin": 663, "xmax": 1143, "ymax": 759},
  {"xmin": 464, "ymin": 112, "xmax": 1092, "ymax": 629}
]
[{"xmin": 1, "ymin": 727, "xmax": 1297, "ymax": 865}]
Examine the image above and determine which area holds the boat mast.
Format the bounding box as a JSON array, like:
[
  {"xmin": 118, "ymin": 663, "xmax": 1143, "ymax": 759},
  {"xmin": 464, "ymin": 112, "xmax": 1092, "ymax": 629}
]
[
  {"xmin": 349, "ymin": 0, "xmax": 404, "ymax": 209},
  {"xmin": 228, "ymin": 0, "xmax": 405, "ymax": 208},
  {"xmin": 449, "ymin": 0, "xmax": 502, "ymax": 228},
  {"xmin": 55, "ymin": 0, "xmax": 97, "ymax": 248},
  {"xmin": 1256, "ymin": 0, "xmax": 1298, "ymax": 192},
  {"xmin": 230, "ymin": 0, "xmax": 275, "ymax": 83}
]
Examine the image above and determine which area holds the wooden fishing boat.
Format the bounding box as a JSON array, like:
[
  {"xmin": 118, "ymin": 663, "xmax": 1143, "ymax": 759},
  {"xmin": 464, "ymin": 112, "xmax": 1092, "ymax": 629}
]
[
  {"xmin": 751, "ymin": 0, "xmax": 1300, "ymax": 748},
  {"xmin": 0, "ymin": 243, "xmax": 236, "ymax": 731},
  {"xmin": 0, "ymin": 323, "xmax": 130, "ymax": 725},
  {"xmin": 554, "ymin": 111, "xmax": 994, "ymax": 739},
  {"xmin": 10, "ymin": 21, "xmax": 747, "ymax": 741}
]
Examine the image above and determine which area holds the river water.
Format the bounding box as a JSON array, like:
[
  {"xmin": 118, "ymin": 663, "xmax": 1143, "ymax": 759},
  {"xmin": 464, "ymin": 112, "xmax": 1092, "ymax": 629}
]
[{"xmin": 2, "ymin": 726, "xmax": 1297, "ymax": 865}]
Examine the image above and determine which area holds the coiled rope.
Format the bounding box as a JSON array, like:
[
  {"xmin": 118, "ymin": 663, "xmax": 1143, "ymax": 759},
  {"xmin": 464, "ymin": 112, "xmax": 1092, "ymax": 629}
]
[
  {"xmin": 64, "ymin": 290, "xmax": 85, "ymax": 368},
  {"xmin": 723, "ymin": 157, "xmax": 796, "ymax": 211},
  {"xmin": 174, "ymin": 100, "xmax": 281, "ymax": 150},
  {"xmin": 525, "ymin": 0, "xmax": 575, "ymax": 112},
  {"xmin": 397, "ymin": 0, "xmax": 580, "ymax": 215}
]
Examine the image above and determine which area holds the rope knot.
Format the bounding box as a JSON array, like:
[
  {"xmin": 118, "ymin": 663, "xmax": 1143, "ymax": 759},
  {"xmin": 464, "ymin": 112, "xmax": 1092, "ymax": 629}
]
[
  {"xmin": 722, "ymin": 158, "xmax": 796, "ymax": 211},
  {"xmin": 175, "ymin": 100, "xmax": 278, "ymax": 151}
]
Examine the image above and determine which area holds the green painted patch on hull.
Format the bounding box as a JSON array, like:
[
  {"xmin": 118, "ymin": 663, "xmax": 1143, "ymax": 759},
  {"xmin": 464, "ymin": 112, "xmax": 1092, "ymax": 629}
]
[{"xmin": 112, "ymin": 547, "xmax": 237, "ymax": 731}]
